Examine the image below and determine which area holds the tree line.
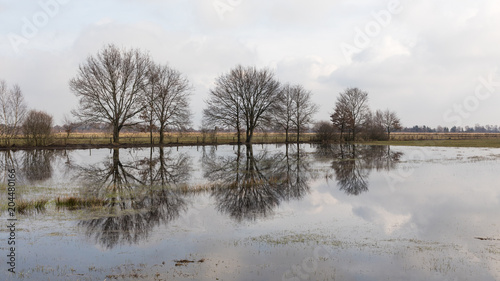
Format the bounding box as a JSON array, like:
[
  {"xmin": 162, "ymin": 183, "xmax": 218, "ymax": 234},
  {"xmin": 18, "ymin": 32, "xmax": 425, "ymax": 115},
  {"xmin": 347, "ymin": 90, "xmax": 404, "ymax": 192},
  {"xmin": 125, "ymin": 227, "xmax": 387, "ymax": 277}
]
[
  {"xmin": 318, "ymin": 87, "xmax": 401, "ymax": 142},
  {"xmin": 19, "ymin": 42, "xmax": 500, "ymax": 147},
  {"xmin": 0, "ymin": 43, "xmax": 405, "ymax": 146},
  {"xmin": 0, "ymin": 44, "xmax": 318, "ymax": 145},
  {"xmin": 203, "ymin": 65, "xmax": 318, "ymax": 143},
  {"xmin": 0, "ymin": 80, "xmax": 53, "ymax": 146},
  {"xmin": 401, "ymin": 124, "xmax": 500, "ymax": 133},
  {"xmin": 69, "ymin": 44, "xmax": 192, "ymax": 144},
  {"xmin": 68, "ymin": 44, "xmax": 321, "ymax": 144}
]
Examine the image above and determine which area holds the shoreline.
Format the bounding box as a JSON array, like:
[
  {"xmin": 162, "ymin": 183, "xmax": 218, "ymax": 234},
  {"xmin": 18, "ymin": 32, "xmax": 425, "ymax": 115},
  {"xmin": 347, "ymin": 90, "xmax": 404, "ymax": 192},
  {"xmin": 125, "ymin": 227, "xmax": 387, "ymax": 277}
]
[{"xmin": 1, "ymin": 137, "xmax": 500, "ymax": 151}]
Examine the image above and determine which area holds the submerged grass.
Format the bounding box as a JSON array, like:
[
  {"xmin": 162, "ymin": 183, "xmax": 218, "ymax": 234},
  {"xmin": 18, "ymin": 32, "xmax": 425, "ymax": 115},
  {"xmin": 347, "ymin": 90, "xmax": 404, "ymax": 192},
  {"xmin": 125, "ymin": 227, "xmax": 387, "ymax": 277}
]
[
  {"xmin": 178, "ymin": 183, "xmax": 214, "ymax": 195},
  {"xmin": 251, "ymin": 232, "xmax": 342, "ymax": 246},
  {"xmin": 55, "ymin": 196, "xmax": 107, "ymax": 210},
  {"xmin": 16, "ymin": 198, "xmax": 49, "ymax": 214}
]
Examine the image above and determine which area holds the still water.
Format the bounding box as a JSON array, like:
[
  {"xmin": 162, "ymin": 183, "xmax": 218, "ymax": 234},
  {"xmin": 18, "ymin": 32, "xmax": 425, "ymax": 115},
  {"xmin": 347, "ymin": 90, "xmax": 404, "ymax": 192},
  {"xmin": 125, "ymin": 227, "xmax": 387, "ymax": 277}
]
[{"xmin": 1, "ymin": 144, "xmax": 500, "ymax": 280}]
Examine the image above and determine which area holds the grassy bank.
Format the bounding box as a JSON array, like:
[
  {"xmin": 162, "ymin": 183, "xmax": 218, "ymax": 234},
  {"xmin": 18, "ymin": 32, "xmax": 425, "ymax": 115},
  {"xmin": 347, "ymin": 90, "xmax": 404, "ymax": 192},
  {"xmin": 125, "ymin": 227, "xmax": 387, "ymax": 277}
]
[
  {"xmin": 0, "ymin": 132, "xmax": 315, "ymax": 149},
  {"xmin": 2, "ymin": 132, "xmax": 500, "ymax": 149}
]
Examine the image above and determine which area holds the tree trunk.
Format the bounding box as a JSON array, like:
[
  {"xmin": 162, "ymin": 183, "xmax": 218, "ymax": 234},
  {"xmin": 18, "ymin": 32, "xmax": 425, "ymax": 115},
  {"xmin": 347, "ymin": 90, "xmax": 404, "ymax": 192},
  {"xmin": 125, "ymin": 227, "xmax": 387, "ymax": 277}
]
[
  {"xmin": 246, "ymin": 129, "xmax": 253, "ymax": 143},
  {"xmin": 285, "ymin": 128, "xmax": 289, "ymax": 143},
  {"xmin": 113, "ymin": 125, "xmax": 120, "ymax": 144},
  {"xmin": 159, "ymin": 126, "xmax": 164, "ymax": 144},
  {"xmin": 150, "ymin": 121, "xmax": 153, "ymax": 144},
  {"xmin": 236, "ymin": 126, "xmax": 241, "ymax": 144}
]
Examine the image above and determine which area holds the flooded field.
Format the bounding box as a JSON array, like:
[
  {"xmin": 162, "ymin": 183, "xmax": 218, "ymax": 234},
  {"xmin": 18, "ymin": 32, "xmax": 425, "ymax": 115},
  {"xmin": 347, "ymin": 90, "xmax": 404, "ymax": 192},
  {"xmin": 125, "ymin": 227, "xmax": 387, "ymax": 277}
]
[{"xmin": 1, "ymin": 144, "xmax": 500, "ymax": 280}]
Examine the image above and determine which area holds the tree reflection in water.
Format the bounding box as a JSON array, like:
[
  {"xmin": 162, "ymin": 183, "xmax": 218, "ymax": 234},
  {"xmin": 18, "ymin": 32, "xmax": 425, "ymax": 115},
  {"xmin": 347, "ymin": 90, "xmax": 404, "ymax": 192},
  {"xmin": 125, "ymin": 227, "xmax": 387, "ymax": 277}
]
[
  {"xmin": 22, "ymin": 149, "xmax": 57, "ymax": 183},
  {"xmin": 276, "ymin": 144, "xmax": 315, "ymax": 201},
  {"xmin": 203, "ymin": 144, "xmax": 313, "ymax": 222},
  {"xmin": 74, "ymin": 147, "xmax": 190, "ymax": 249},
  {"xmin": 1, "ymin": 150, "xmax": 22, "ymax": 183},
  {"xmin": 318, "ymin": 144, "xmax": 402, "ymax": 196},
  {"xmin": 0, "ymin": 149, "xmax": 67, "ymax": 184}
]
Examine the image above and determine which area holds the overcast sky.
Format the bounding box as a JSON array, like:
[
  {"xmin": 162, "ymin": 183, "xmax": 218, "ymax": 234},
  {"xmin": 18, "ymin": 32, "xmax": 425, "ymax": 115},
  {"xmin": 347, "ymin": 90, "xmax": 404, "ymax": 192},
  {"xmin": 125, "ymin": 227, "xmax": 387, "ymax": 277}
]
[{"xmin": 1, "ymin": 0, "xmax": 499, "ymax": 129}]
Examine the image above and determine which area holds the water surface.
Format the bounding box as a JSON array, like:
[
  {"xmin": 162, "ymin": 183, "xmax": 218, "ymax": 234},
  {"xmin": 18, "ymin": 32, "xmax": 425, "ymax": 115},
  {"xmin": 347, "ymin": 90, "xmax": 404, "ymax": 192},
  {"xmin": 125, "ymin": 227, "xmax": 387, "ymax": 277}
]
[{"xmin": 1, "ymin": 144, "xmax": 499, "ymax": 280}]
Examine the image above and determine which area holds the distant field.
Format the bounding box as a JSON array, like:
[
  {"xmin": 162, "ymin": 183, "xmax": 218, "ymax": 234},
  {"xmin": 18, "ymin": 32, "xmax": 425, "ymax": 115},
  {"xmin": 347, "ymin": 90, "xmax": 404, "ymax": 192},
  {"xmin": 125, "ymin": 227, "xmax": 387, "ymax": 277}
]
[
  {"xmin": 1, "ymin": 132, "xmax": 500, "ymax": 148},
  {"xmin": 0, "ymin": 132, "xmax": 316, "ymax": 148}
]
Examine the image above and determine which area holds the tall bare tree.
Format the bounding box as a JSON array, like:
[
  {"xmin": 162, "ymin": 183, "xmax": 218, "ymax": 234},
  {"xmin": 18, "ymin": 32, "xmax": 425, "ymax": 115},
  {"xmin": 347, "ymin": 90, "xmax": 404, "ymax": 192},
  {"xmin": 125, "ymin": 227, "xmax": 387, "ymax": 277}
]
[
  {"xmin": 291, "ymin": 85, "xmax": 318, "ymax": 143},
  {"xmin": 274, "ymin": 84, "xmax": 318, "ymax": 143},
  {"xmin": 204, "ymin": 65, "xmax": 281, "ymax": 143},
  {"xmin": 330, "ymin": 100, "xmax": 351, "ymax": 141},
  {"xmin": 141, "ymin": 68, "xmax": 158, "ymax": 144},
  {"xmin": 273, "ymin": 83, "xmax": 293, "ymax": 142},
  {"xmin": 375, "ymin": 109, "xmax": 402, "ymax": 140},
  {"xmin": 203, "ymin": 74, "xmax": 243, "ymax": 143},
  {"xmin": 70, "ymin": 44, "xmax": 151, "ymax": 144},
  {"xmin": 143, "ymin": 63, "xmax": 192, "ymax": 144},
  {"xmin": 332, "ymin": 88, "xmax": 369, "ymax": 141},
  {"xmin": 61, "ymin": 114, "xmax": 80, "ymax": 139},
  {"xmin": 22, "ymin": 110, "xmax": 53, "ymax": 146},
  {"xmin": 0, "ymin": 80, "xmax": 27, "ymax": 144}
]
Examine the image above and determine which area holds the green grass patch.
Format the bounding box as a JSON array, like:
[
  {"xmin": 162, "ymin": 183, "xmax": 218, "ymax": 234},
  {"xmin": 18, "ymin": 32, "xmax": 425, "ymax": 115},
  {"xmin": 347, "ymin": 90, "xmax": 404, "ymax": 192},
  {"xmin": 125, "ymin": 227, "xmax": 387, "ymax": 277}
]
[
  {"xmin": 16, "ymin": 198, "xmax": 49, "ymax": 214},
  {"xmin": 55, "ymin": 196, "xmax": 107, "ymax": 210}
]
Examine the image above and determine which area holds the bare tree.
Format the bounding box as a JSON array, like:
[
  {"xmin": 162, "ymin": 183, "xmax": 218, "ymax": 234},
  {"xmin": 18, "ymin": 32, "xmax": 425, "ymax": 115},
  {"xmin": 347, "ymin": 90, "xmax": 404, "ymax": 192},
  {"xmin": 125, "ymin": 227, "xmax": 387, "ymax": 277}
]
[
  {"xmin": 70, "ymin": 44, "xmax": 151, "ymax": 144},
  {"xmin": 203, "ymin": 75, "xmax": 243, "ymax": 143},
  {"xmin": 204, "ymin": 65, "xmax": 281, "ymax": 143},
  {"xmin": 375, "ymin": 109, "xmax": 402, "ymax": 140},
  {"xmin": 314, "ymin": 121, "xmax": 336, "ymax": 143},
  {"xmin": 0, "ymin": 81, "xmax": 27, "ymax": 144},
  {"xmin": 143, "ymin": 63, "xmax": 192, "ymax": 144},
  {"xmin": 62, "ymin": 114, "xmax": 80, "ymax": 139},
  {"xmin": 141, "ymin": 68, "xmax": 157, "ymax": 144},
  {"xmin": 332, "ymin": 88, "xmax": 369, "ymax": 141},
  {"xmin": 291, "ymin": 85, "xmax": 318, "ymax": 143},
  {"xmin": 22, "ymin": 110, "xmax": 53, "ymax": 146},
  {"xmin": 274, "ymin": 84, "xmax": 318, "ymax": 143},
  {"xmin": 330, "ymin": 100, "xmax": 351, "ymax": 141},
  {"xmin": 364, "ymin": 110, "xmax": 386, "ymax": 140},
  {"xmin": 273, "ymin": 83, "xmax": 293, "ymax": 142}
]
